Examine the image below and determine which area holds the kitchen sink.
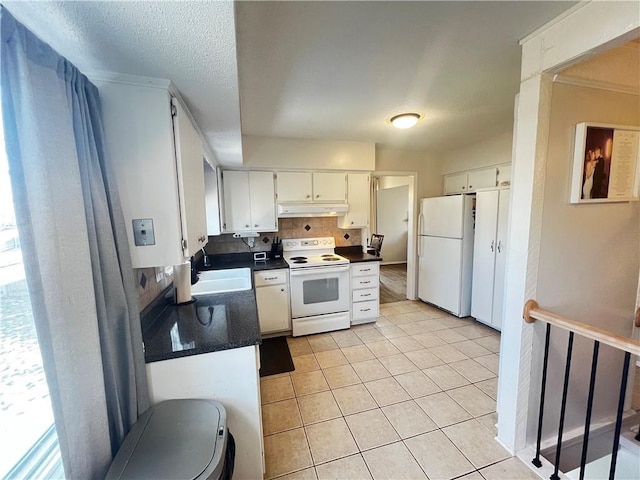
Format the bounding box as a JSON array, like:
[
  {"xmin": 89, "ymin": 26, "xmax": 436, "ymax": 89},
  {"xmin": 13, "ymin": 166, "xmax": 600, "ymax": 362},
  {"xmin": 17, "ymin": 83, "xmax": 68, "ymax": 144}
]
[{"xmin": 191, "ymin": 268, "xmax": 252, "ymax": 296}]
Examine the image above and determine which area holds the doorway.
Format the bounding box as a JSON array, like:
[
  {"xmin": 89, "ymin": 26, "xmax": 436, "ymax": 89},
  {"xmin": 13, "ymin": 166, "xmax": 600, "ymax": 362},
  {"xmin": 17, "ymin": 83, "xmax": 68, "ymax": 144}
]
[{"xmin": 371, "ymin": 173, "xmax": 417, "ymax": 303}]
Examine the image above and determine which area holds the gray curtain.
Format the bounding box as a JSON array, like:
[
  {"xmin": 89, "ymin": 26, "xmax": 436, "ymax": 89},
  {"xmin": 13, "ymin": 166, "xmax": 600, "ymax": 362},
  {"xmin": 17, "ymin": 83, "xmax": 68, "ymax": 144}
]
[{"xmin": 1, "ymin": 8, "xmax": 149, "ymax": 479}]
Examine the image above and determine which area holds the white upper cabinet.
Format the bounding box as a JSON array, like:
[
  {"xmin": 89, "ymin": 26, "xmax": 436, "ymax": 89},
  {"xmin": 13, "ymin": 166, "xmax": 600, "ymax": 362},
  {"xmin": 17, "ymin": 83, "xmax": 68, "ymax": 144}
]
[
  {"xmin": 313, "ymin": 172, "xmax": 347, "ymax": 202},
  {"xmin": 443, "ymin": 172, "xmax": 469, "ymax": 195},
  {"xmin": 222, "ymin": 170, "xmax": 276, "ymax": 233},
  {"xmin": 204, "ymin": 162, "xmax": 222, "ymax": 236},
  {"xmin": 173, "ymin": 98, "xmax": 207, "ymax": 256},
  {"xmin": 443, "ymin": 167, "xmax": 498, "ymax": 195},
  {"xmin": 96, "ymin": 80, "xmax": 206, "ymax": 268},
  {"xmin": 339, "ymin": 173, "xmax": 370, "ymax": 229},
  {"xmin": 249, "ymin": 171, "xmax": 277, "ymax": 231},
  {"xmin": 276, "ymin": 172, "xmax": 313, "ymax": 202},
  {"xmin": 276, "ymin": 171, "xmax": 346, "ymax": 203}
]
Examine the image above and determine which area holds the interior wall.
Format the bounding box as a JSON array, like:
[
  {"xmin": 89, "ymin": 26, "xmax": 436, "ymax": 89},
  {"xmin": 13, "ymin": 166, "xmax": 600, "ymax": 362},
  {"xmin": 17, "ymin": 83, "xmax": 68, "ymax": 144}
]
[
  {"xmin": 441, "ymin": 131, "xmax": 513, "ymax": 175},
  {"xmin": 375, "ymin": 147, "xmax": 442, "ymax": 198},
  {"xmin": 530, "ymin": 82, "xmax": 639, "ymax": 442},
  {"xmin": 242, "ymin": 135, "xmax": 375, "ymax": 171}
]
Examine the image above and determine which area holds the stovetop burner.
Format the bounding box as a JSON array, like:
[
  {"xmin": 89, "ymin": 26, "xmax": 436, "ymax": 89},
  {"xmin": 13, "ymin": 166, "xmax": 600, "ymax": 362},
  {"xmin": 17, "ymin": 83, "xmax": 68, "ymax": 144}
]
[
  {"xmin": 321, "ymin": 254, "xmax": 334, "ymax": 258},
  {"xmin": 290, "ymin": 256, "xmax": 307, "ymax": 261},
  {"xmin": 293, "ymin": 260, "xmax": 308, "ymax": 264},
  {"xmin": 323, "ymin": 257, "xmax": 340, "ymax": 261}
]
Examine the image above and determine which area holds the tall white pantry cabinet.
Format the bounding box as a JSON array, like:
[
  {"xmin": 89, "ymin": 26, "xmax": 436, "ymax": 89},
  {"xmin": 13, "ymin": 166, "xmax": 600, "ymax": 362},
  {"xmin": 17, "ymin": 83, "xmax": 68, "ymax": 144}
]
[{"xmin": 471, "ymin": 188, "xmax": 510, "ymax": 331}]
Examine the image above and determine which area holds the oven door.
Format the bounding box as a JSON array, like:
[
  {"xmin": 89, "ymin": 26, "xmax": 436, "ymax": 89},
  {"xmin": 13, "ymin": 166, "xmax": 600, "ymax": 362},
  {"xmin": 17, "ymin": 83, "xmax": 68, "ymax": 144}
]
[{"xmin": 289, "ymin": 264, "xmax": 350, "ymax": 318}]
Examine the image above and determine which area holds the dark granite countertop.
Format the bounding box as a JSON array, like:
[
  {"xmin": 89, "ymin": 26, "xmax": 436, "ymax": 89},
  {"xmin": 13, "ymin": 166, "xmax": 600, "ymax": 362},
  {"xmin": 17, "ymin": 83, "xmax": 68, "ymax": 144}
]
[
  {"xmin": 197, "ymin": 252, "xmax": 289, "ymax": 272},
  {"xmin": 336, "ymin": 246, "xmax": 383, "ymax": 263},
  {"xmin": 141, "ymin": 289, "xmax": 260, "ymax": 363}
]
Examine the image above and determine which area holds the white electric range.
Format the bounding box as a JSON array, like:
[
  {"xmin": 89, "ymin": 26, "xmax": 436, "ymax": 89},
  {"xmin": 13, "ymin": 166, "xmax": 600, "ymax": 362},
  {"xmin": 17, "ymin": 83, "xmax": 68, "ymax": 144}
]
[{"xmin": 283, "ymin": 237, "xmax": 351, "ymax": 336}]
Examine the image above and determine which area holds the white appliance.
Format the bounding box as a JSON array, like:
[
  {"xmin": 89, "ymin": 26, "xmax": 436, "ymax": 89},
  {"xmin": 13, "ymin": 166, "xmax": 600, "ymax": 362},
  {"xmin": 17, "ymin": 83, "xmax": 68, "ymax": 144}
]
[
  {"xmin": 417, "ymin": 195, "xmax": 474, "ymax": 317},
  {"xmin": 283, "ymin": 237, "xmax": 351, "ymax": 336}
]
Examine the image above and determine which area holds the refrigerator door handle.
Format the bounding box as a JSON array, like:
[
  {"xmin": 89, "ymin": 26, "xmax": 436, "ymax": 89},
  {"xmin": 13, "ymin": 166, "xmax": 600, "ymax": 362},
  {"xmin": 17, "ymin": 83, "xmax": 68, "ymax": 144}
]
[
  {"xmin": 418, "ymin": 236, "xmax": 423, "ymax": 257},
  {"xmin": 418, "ymin": 213, "xmax": 424, "ymax": 236}
]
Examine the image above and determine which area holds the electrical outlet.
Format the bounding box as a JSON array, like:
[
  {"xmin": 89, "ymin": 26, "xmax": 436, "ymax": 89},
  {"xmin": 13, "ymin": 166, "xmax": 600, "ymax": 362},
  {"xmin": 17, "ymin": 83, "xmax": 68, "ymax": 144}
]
[{"xmin": 155, "ymin": 267, "xmax": 164, "ymax": 283}]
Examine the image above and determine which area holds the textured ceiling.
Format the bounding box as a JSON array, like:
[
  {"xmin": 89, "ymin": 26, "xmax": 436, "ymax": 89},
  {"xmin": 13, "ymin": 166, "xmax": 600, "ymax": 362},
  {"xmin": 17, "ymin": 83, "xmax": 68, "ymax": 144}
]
[
  {"xmin": 236, "ymin": 1, "xmax": 576, "ymax": 152},
  {"xmin": 3, "ymin": 0, "xmax": 242, "ymax": 165},
  {"xmin": 3, "ymin": 1, "xmax": 578, "ymax": 166}
]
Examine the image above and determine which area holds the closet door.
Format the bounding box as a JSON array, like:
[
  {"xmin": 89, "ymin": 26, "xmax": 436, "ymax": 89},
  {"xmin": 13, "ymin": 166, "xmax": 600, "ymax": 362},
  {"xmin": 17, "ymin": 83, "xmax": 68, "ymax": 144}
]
[{"xmin": 471, "ymin": 190, "xmax": 499, "ymax": 324}]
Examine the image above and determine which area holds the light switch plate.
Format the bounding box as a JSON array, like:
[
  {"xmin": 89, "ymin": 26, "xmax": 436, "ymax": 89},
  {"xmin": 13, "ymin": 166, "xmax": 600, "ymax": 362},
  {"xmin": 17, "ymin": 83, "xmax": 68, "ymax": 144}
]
[{"xmin": 132, "ymin": 219, "xmax": 155, "ymax": 246}]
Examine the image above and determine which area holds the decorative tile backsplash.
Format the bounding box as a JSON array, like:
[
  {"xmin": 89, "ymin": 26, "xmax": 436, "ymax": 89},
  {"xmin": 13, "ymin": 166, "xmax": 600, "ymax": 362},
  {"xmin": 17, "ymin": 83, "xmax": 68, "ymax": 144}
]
[
  {"xmin": 135, "ymin": 266, "xmax": 173, "ymax": 311},
  {"xmin": 205, "ymin": 217, "xmax": 363, "ymax": 254}
]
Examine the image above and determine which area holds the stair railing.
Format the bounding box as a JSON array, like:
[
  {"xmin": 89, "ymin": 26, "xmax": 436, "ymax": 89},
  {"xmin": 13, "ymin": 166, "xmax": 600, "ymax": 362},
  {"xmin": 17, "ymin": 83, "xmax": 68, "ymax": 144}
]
[{"xmin": 523, "ymin": 300, "xmax": 640, "ymax": 480}]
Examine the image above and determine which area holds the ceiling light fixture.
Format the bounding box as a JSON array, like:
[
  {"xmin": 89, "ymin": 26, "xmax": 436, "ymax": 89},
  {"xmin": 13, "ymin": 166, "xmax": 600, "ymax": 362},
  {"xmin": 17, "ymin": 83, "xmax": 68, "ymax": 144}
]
[{"xmin": 390, "ymin": 113, "xmax": 421, "ymax": 129}]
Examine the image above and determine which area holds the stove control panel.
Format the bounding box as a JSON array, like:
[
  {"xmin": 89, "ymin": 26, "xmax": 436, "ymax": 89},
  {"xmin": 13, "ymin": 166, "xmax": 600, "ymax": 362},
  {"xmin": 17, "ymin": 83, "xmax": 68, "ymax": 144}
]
[{"xmin": 283, "ymin": 237, "xmax": 336, "ymax": 251}]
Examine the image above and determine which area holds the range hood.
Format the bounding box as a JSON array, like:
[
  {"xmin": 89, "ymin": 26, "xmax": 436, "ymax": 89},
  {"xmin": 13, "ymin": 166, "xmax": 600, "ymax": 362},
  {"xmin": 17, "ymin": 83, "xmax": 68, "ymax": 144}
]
[{"xmin": 277, "ymin": 203, "xmax": 348, "ymax": 218}]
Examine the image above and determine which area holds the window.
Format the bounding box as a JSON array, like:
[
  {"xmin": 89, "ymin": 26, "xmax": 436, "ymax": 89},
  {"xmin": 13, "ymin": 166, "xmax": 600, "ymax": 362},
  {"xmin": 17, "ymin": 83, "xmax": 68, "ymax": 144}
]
[{"xmin": 0, "ymin": 114, "xmax": 62, "ymax": 478}]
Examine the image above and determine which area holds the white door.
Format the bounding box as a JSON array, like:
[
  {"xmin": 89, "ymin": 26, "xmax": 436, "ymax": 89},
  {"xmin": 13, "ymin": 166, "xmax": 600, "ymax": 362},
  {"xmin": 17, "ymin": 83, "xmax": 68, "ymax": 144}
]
[
  {"xmin": 222, "ymin": 171, "xmax": 251, "ymax": 232},
  {"xmin": 249, "ymin": 171, "xmax": 277, "ymax": 232},
  {"xmin": 256, "ymin": 284, "xmax": 290, "ymax": 333},
  {"xmin": 276, "ymin": 172, "xmax": 313, "ymax": 202},
  {"xmin": 418, "ymin": 235, "xmax": 463, "ymax": 315},
  {"xmin": 376, "ymin": 185, "xmax": 408, "ymax": 263},
  {"xmin": 471, "ymin": 190, "xmax": 499, "ymax": 324},
  {"xmin": 491, "ymin": 189, "xmax": 510, "ymax": 330},
  {"xmin": 420, "ymin": 195, "xmax": 464, "ymax": 238},
  {"xmin": 313, "ymin": 172, "xmax": 346, "ymax": 202},
  {"xmin": 173, "ymin": 98, "xmax": 206, "ymax": 256}
]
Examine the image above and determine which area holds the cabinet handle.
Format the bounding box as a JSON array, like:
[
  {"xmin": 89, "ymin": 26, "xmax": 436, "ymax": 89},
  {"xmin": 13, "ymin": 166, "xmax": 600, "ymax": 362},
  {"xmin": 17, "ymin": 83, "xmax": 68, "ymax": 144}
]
[
  {"xmin": 361, "ymin": 281, "xmax": 371, "ymax": 284},
  {"xmin": 497, "ymin": 240, "xmax": 502, "ymax": 253},
  {"xmin": 316, "ymin": 195, "xmax": 320, "ymax": 198},
  {"xmin": 361, "ymin": 268, "xmax": 370, "ymax": 272},
  {"xmin": 469, "ymin": 185, "xmax": 473, "ymax": 189},
  {"xmin": 254, "ymin": 224, "xmax": 258, "ymax": 227},
  {"xmin": 462, "ymin": 186, "xmax": 466, "ymax": 190},
  {"xmin": 306, "ymin": 194, "xmax": 310, "ymax": 198},
  {"xmin": 490, "ymin": 240, "xmax": 494, "ymax": 252},
  {"xmin": 264, "ymin": 277, "xmax": 277, "ymax": 281},
  {"xmin": 351, "ymin": 221, "xmax": 354, "ymax": 225},
  {"xmin": 245, "ymin": 224, "xmax": 250, "ymax": 228},
  {"xmin": 361, "ymin": 308, "xmax": 371, "ymax": 312},
  {"xmin": 280, "ymin": 288, "xmax": 285, "ymax": 292},
  {"xmin": 361, "ymin": 293, "xmax": 371, "ymax": 297}
]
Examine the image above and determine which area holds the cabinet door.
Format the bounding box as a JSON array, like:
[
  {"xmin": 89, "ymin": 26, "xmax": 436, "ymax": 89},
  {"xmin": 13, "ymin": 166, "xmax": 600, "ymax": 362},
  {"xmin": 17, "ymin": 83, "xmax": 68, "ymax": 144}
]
[
  {"xmin": 491, "ymin": 189, "xmax": 510, "ymax": 330},
  {"xmin": 173, "ymin": 98, "xmax": 207, "ymax": 256},
  {"xmin": 256, "ymin": 284, "xmax": 290, "ymax": 333},
  {"xmin": 313, "ymin": 172, "xmax": 346, "ymax": 202},
  {"xmin": 467, "ymin": 168, "xmax": 497, "ymax": 192},
  {"xmin": 222, "ymin": 171, "xmax": 251, "ymax": 232},
  {"xmin": 249, "ymin": 171, "xmax": 277, "ymax": 232},
  {"xmin": 339, "ymin": 173, "xmax": 370, "ymax": 228},
  {"xmin": 443, "ymin": 172, "xmax": 468, "ymax": 195},
  {"xmin": 276, "ymin": 172, "xmax": 313, "ymax": 202},
  {"xmin": 471, "ymin": 190, "xmax": 499, "ymax": 324},
  {"xmin": 497, "ymin": 164, "xmax": 512, "ymax": 187},
  {"xmin": 204, "ymin": 163, "xmax": 222, "ymax": 236}
]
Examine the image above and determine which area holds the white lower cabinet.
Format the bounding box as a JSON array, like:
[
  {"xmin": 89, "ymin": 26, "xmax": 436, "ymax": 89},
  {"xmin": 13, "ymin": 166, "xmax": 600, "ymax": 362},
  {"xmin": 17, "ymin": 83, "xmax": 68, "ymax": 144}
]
[
  {"xmin": 471, "ymin": 188, "xmax": 510, "ymax": 331},
  {"xmin": 146, "ymin": 345, "xmax": 264, "ymax": 480},
  {"xmin": 255, "ymin": 269, "xmax": 291, "ymax": 334},
  {"xmin": 350, "ymin": 263, "xmax": 380, "ymax": 324}
]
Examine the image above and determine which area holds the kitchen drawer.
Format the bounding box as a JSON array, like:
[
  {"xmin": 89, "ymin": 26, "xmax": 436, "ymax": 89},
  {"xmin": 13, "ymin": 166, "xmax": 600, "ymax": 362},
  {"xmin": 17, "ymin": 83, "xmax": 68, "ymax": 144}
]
[
  {"xmin": 352, "ymin": 287, "xmax": 378, "ymax": 303},
  {"xmin": 351, "ymin": 274, "xmax": 378, "ymax": 290},
  {"xmin": 351, "ymin": 263, "xmax": 379, "ymax": 277},
  {"xmin": 254, "ymin": 269, "xmax": 288, "ymax": 287},
  {"xmin": 352, "ymin": 300, "xmax": 379, "ymax": 320}
]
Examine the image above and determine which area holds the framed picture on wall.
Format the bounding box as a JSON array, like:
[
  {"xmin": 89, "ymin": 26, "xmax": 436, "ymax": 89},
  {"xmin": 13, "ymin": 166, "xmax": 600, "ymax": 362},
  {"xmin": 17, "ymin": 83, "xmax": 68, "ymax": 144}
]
[{"xmin": 570, "ymin": 122, "xmax": 640, "ymax": 204}]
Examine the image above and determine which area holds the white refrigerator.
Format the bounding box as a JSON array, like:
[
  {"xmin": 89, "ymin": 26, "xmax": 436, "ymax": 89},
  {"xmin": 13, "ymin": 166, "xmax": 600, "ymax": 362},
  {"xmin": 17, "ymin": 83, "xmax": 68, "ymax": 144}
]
[{"xmin": 417, "ymin": 195, "xmax": 474, "ymax": 317}]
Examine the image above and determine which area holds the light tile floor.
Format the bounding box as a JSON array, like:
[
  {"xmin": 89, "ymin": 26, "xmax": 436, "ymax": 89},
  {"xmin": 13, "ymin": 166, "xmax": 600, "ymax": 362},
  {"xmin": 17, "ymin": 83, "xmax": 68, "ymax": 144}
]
[{"xmin": 260, "ymin": 300, "xmax": 538, "ymax": 480}]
